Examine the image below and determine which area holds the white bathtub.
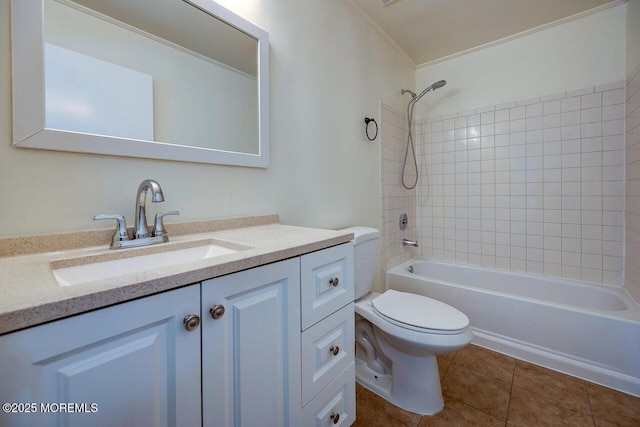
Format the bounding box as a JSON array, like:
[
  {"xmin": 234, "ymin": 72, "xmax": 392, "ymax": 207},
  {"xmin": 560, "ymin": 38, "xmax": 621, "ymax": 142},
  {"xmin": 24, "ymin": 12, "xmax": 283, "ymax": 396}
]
[{"xmin": 387, "ymin": 258, "xmax": 640, "ymax": 397}]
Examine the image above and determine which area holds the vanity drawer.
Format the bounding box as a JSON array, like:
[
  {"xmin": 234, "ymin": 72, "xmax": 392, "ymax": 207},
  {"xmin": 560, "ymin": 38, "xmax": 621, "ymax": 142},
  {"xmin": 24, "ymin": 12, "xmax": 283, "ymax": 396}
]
[
  {"xmin": 301, "ymin": 303, "xmax": 354, "ymax": 406},
  {"xmin": 302, "ymin": 363, "xmax": 355, "ymax": 427},
  {"xmin": 301, "ymin": 243, "xmax": 354, "ymax": 330}
]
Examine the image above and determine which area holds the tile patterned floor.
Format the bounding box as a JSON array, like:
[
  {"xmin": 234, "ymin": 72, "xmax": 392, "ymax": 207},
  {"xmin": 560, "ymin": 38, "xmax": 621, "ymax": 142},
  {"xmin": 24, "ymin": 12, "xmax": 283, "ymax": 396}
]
[{"xmin": 353, "ymin": 344, "xmax": 640, "ymax": 426}]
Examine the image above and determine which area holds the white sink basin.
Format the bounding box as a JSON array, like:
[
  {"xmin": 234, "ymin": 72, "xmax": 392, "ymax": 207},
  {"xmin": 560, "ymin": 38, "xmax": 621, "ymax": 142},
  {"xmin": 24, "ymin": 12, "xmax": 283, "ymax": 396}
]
[{"xmin": 52, "ymin": 240, "xmax": 244, "ymax": 287}]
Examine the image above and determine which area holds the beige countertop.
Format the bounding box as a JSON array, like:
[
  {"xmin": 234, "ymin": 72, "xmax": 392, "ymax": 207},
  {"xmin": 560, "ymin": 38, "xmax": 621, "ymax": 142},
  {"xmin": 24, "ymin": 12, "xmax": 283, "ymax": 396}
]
[{"xmin": 0, "ymin": 215, "xmax": 353, "ymax": 335}]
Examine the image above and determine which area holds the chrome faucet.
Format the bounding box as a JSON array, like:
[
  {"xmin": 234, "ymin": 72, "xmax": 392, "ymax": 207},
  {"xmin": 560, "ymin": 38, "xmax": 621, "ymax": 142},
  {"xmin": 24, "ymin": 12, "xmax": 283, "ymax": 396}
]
[
  {"xmin": 134, "ymin": 179, "xmax": 165, "ymax": 239},
  {"xmin": 402, "ymin": 238, "xmax": 419, "ymax": 247},
  {"xmin": 94, "ymin": 179, "xmax": 179, "ymax": 249}
]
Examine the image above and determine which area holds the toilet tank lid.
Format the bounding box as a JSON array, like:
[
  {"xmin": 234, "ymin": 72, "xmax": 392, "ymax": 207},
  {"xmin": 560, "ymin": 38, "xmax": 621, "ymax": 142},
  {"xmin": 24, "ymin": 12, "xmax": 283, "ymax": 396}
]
[{"xmin": 339, "ymin": 226, "xmax": 380, "ymax": 245}]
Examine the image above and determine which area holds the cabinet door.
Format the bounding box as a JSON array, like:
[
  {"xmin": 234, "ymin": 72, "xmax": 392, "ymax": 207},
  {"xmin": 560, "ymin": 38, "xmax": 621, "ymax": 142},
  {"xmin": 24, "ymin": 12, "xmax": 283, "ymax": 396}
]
[
  {"xmin": 0, "ymin": 284, "xmax": 202, "ymax": 427},
  {"xmin": 202, "ymin": 258, "xmax": 302, "ymax": 427}
]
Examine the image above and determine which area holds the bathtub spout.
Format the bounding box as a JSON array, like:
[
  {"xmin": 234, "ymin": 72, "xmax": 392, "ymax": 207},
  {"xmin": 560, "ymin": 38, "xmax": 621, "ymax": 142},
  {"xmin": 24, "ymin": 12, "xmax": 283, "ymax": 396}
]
[
  {"xmin": 403, "ymin": 239, "xmax": 419, "ymax": 247},
  {"xmin": 355, "ymin": 319, "xmax": 388, "ymax": 375}
]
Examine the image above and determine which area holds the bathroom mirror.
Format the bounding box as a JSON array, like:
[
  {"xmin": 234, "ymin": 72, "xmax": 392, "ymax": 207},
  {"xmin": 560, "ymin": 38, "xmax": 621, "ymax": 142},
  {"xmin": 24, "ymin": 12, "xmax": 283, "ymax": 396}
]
[{"xmin": 11, "ymin": 0, "xmax": 269, "ymax": 167}]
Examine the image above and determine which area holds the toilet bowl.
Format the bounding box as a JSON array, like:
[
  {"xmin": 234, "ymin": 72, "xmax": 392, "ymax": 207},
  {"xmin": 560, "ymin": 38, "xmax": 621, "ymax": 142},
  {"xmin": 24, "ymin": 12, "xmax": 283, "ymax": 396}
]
[
  {"xmin": 355, "ymin": 291, "xmax": 473, "ymax": 414},
  {"xmin": 341, "ymin": 227, "xmax": 473, "ymax": 415}
]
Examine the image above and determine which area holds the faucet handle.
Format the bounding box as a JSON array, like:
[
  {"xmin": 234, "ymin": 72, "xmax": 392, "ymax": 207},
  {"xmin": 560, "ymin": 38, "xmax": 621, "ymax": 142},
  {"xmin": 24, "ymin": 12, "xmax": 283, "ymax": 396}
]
[
  {"xmin": 153, "ymin": 211, "xmax": 180, "ymax": 238},
  {"xmin": 94, "ymin": 214, "xmax": 130, "ymax": 247}
]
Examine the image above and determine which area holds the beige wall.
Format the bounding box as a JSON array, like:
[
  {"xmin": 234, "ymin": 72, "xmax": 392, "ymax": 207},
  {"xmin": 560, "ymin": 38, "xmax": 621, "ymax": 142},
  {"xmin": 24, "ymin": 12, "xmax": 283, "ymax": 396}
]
[
  {"xmin": 0, "ymin": 0, "xmax": 414, "ymax": 238},
  {"xmin": 414, "ymin": 4, "xmax": 626, "ymax": 119},
  {"xmin": 627, "ymin": 0, "xmax": 640, "ymax": 77}
]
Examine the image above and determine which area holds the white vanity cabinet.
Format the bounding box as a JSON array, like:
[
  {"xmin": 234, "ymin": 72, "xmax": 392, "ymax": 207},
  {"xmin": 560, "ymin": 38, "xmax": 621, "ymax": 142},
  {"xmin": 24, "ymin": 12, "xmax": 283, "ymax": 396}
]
[
  {"xmin": 0, "ymin": 242, "xmax": 356, "ymax": 427},
  {"xmin": 300, "ymin": 244, "xmax": 356, "ymax": 426},
  {"xmin": 201, "ymin": 258, "xmax": 302, "ymax": 427},
  {"xmin": 200, "ymin": 244, "xmax": 356, "ymax": 427},
  {"xmin": 0, "ymin": 284, "xmax": 202, "ymax": 427}
]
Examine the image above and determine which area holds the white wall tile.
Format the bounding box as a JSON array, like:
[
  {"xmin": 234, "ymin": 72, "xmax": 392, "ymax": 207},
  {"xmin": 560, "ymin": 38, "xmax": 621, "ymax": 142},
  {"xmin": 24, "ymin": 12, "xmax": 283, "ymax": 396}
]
[
  {"xmin": 581, "ymin": 107, "xmax": 602, "ymax": 124},
  {"xmin": 603, "ymin": 150, "xmax": 624, "ymax": 166},
  {"xmin": 603, "ymin": 88, "xmax": 624, "ymax": 105},
  {"xmin": 511, "ymin": 119, "xmax": 526, "ymax": 132},
  {"xmin": 567, "ymin": 87, "xmax": 594, "ymax": 98},
  {"xmin": 413, "ymin": 82, "xmax": 625, "ymax": 288},
  {"xmin": 561, "ymin": 96, "xmax": 581, "ymax": 112},
  {"xmin": 581, "ymin": 92, "xmax": 602, "ymax": 109},
  {"xmin": 544, "ymin": 100, "xmax": 562, "ymax": 115},
  {"xmin": 582, "ymin": 122, "xmax": 602, "ymax": 138},
  {"xmin": 603, "ymin": 119, "xmax": 624, "ymax": 136},
  {"xmin": 595, "ymin": 82, "xmax": 624, "ymax": 92},
  {"xmin": 495, "ymin": 108, "xmax": 510, "ymax": 122},
  {"xmin": 582, "ymin": 137, "xmax": 602, "ymax": 152},
  {"xmin": 603, "ymin": 104, "xmax": 624, "ymax": 121}
]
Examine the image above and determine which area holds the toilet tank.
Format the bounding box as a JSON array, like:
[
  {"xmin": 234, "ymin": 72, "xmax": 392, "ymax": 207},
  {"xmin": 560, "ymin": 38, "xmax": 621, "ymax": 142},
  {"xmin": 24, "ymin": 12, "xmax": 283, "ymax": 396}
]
[{"xmin": 340, "ymin": 227, "xmax": 380, "ymax": 300}]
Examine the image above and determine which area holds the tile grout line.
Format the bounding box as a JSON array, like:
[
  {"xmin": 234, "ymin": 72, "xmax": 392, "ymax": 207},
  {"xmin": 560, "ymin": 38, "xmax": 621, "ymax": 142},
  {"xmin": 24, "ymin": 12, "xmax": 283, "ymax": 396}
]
[
  {"xmin": 504, "ymin": 359, "xmax": 517, "ymax": 426},
  {"xmin": 446, "ymin": 351, "xmax": 512, "ymax": 423},
  {"xmin": 584, "ymin": 381, "xmax": 597, "ymax": 426}
]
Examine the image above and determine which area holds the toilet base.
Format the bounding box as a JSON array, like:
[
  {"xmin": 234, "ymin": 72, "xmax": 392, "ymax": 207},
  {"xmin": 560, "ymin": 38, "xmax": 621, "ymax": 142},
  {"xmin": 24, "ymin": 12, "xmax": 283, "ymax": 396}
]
[
  {"xmin": 355, "ymin": 358, "xmax": 392, "ymax": 396},
  {"xmin": 355, "ymin": 357, "xmax": 444, "ymax": 416}
]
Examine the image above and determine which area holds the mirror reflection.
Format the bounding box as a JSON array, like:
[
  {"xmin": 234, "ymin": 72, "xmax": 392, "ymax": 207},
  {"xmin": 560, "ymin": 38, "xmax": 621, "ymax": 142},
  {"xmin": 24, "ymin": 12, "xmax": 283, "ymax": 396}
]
[{"xmin": 44, "ymin": 0, "xmax": 259, "ymax": 154}]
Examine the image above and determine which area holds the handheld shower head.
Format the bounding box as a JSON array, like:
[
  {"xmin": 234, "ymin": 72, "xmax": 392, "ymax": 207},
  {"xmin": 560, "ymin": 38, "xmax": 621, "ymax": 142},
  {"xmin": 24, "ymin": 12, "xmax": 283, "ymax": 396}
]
[
  {"xmin": 431, "ymin": 80, "xmax": 446, "ymax": 90},
  {"xmin": 414, "ymin": 79, "xmax": 447, "ymax": 102}
]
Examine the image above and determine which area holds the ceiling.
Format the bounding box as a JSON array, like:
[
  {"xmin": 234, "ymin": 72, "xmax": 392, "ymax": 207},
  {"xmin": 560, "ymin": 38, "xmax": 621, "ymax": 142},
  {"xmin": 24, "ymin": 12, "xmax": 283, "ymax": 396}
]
[{"xmin": 349, "ymin": 0, "xmax": 618, "ymax": 66}]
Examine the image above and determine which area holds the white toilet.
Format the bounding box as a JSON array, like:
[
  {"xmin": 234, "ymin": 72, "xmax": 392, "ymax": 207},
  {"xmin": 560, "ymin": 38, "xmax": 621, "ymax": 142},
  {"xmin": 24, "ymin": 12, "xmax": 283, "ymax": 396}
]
[{"xmin": 343, "ymin": 226, "xmax": 473, "ymax": 415}]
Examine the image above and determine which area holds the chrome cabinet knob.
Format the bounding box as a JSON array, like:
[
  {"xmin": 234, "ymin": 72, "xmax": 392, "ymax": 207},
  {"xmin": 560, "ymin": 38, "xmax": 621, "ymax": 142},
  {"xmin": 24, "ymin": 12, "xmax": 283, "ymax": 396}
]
[
  {"xmin": 330, "ymin": 412, "xmax": 340, "ymax": 424},
  {"xmin": 183, "ymin": 314, "xmax": 200, "ymax": 331},
  {"xmin": 329, "ymin": 277, "xmax": 339, "ymax": 287},
  {"xmin": 210, "ymin": 304, "xmax": 225, "ymax": 320},
  {"xmin": 330, "ymin": 345, "xmax": 340, "ymax": 356}
]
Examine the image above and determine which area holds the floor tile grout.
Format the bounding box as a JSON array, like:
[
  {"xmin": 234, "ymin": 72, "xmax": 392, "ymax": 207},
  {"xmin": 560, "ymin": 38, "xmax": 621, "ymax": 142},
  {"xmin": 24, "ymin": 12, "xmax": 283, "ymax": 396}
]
[
  {"xmin": 584, "ymin": 382, "xmax": 597, "ymax": 427},
  {"xmin": 504, "ymin": 356, "xmax": 516, "ymax": 425}
]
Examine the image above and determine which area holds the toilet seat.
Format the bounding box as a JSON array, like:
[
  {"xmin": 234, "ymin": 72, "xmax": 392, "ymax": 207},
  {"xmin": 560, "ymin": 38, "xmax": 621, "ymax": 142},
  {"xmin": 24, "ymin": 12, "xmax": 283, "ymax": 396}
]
[{"xmin": 371, "ymin": 290, "xmax": 469, "ymax": 334}]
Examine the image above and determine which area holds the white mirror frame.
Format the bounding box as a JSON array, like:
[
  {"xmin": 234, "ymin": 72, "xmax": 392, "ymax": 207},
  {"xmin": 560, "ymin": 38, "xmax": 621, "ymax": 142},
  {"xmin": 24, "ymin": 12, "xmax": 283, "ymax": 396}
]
[{"xmin": 11, "ymin": 0, "xmax": 269, "ymax": 168}]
